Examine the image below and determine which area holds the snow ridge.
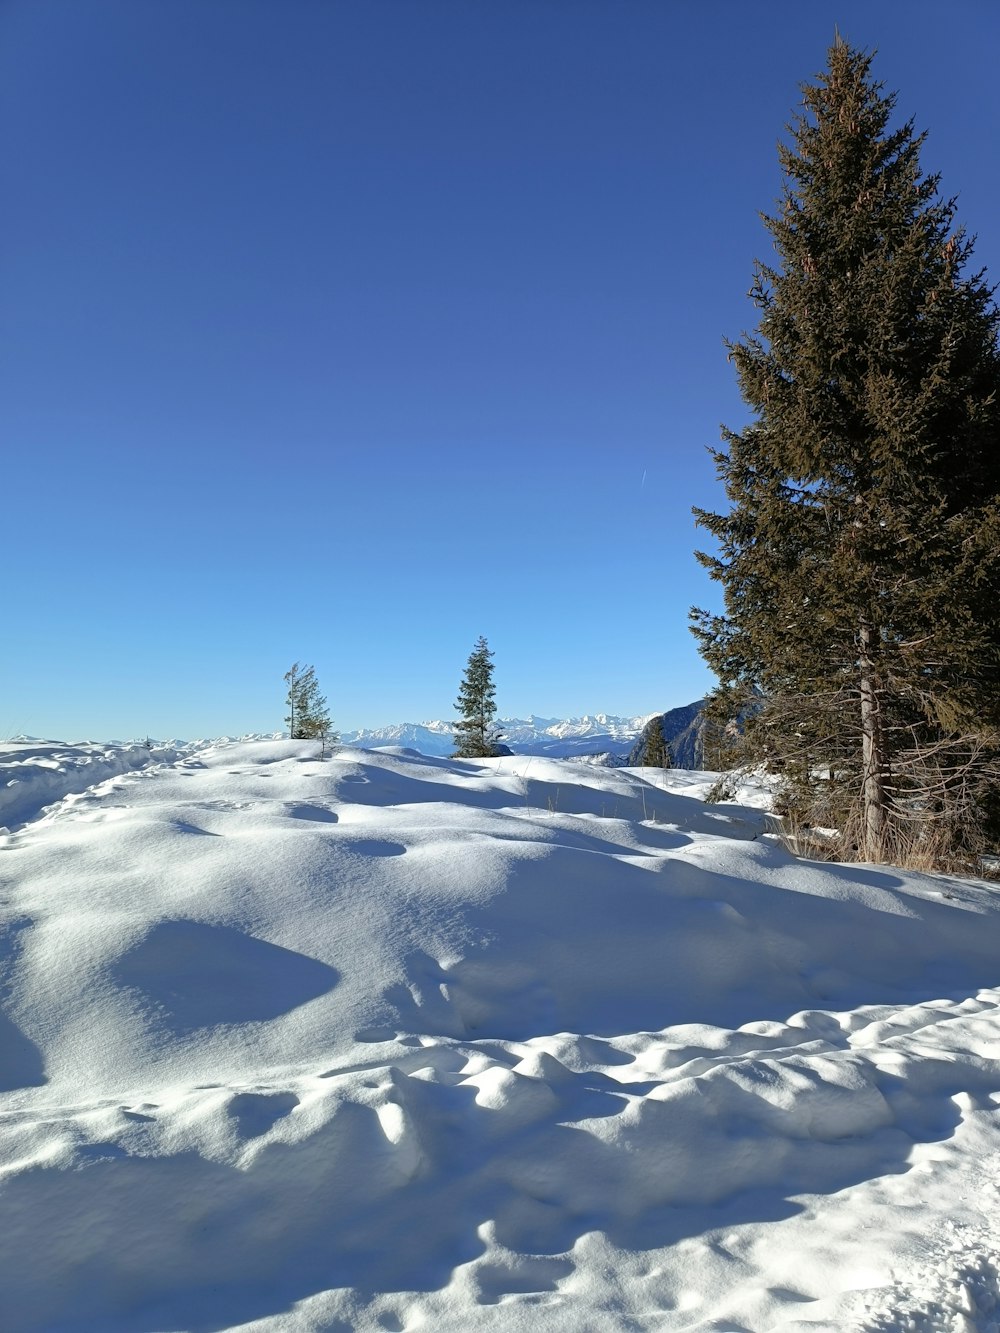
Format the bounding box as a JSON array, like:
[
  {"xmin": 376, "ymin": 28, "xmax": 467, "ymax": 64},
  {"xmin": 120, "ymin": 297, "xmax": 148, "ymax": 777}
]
[{"xmin": 0, "ymin": 739, "xmax": 181, "ymax": 831}]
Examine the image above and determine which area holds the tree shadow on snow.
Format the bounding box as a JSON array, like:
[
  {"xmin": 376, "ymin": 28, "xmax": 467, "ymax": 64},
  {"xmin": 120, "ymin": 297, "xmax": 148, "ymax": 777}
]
[
  {"xmin": 330, "ymin": 756, "xmax": 766, "ymax": 843},
  {"xmin": 0, "ymin": 1013, "xmax": 46, "ymax": 1092},
  {"xmin": 0, "ymin": 918, "xmax": 46, "ymax": 1092},
  {"xmin": 111, "ymin": 920, "xmax": 339, "ymax": 1032},
  {"xmin": 351, "ymin": 847, "xmax": 1000, "ymax": 1046}
]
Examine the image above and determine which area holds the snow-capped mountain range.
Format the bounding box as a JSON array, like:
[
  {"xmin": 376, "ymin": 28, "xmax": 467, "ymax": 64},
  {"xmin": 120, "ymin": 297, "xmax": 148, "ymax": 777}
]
[
  {"xmin": 9, "ymin": 705, "xmax": 706, "ymax": 768},
  {"xmin": 340, "ymin": 712, "xmax": 657, "ymax": 760}
]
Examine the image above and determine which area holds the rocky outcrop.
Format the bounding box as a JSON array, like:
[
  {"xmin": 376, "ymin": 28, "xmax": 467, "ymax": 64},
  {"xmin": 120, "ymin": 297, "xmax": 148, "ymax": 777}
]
[{"xmin": 625, "ymin": 700, "xmax": 706, "ymax": 769}]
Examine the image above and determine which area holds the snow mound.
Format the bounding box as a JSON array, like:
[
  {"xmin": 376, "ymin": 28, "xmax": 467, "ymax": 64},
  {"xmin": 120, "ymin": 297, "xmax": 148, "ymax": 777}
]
[{"xmin": 2, "ymin": 741, "xmax": 1000, "ymax": 1330}]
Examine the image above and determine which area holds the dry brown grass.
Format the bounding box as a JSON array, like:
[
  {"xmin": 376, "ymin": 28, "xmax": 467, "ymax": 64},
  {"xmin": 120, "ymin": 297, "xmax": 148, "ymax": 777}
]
[{"xmin": 767, "ymin": 800, "xmax": 999, "ymax": 876}]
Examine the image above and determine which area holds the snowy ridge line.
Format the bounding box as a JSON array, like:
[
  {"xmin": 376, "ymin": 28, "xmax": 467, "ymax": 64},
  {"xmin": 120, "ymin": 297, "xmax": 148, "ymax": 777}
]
[
  {"xmin": 0, "ymin": 734, "xmax": 286, "ymax": 833},
  {"xmin": 0, "ymin": 741, "xmax": 183, "ymax": 832}
]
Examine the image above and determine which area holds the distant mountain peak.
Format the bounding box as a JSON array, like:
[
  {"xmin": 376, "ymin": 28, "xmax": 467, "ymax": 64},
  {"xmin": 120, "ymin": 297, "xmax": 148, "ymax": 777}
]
[{"xmin": 340, "ymin": 706, "xmax": 703, "ymax": 764}]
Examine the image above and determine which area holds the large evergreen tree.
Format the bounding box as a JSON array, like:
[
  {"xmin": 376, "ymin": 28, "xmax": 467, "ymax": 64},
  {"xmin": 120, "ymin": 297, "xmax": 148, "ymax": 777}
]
[
  {"xmin": 453, "ymin": 636, "xmax": 504, "ymax": 758},
  {"xmin": 692, "ymin": 40, "xmax": 1000, "ymax": 864}
]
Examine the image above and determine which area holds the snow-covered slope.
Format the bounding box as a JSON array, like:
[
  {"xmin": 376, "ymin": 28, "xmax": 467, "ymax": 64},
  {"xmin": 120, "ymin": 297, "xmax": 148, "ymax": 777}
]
[
  {"xmin": 0, "ymin": 738, "xmax": 182, "ymax": 830},
  {"xmin": 342, "ymin": 712, "xmax": 655, "ymax": 759},
  {"xmin": 3, "ymin": 741, "xmax": 1000, "ymax": 1331},
  {"xmin": 0, "ymin": 735, "xmax": 281, "ymax": 831}
]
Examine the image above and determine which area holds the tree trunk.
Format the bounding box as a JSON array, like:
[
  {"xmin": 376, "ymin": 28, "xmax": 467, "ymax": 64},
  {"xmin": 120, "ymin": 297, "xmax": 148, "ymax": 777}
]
[{"xmin": 859, "ymin": 619, "xmax": 889, "ymax": 859}]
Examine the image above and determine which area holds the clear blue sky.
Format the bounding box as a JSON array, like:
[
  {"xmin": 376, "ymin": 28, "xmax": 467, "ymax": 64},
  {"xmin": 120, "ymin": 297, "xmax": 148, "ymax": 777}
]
[{"xmin": 3, "ymin": 1, "xmax": 999, "ymax": 738}]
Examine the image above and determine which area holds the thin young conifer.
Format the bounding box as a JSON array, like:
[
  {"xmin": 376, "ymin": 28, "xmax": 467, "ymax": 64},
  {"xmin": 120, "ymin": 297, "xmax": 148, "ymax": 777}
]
[
  {"xmin": 284, "ymin": 663, "xmax": 336, "ymax": 743},
  {"xmin": 453, "ymin": 636, "xmax": 504, "ymax": 759}
]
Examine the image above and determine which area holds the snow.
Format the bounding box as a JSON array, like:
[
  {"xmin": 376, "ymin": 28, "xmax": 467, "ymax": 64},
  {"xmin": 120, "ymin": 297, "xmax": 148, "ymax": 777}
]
[
  {"xmin": 2, "ymin": 737, "xmax": 1000, "ymax": 1330},
  {"xmin": 0, "ymin": 738, "xmax": 183, "ymax": 830}
]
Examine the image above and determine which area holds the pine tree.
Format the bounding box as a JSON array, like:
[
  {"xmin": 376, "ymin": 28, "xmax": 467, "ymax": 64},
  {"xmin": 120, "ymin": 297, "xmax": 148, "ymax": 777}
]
[
  {"xmin": 691, "ymin": 40, "xmax": 1000, "ymax": 865},
  {"xmin": 641, "ymin": 715, "xmax": 672, "ymax": 769},
  {"xmin": 284, "ymin": 663, "xmax": 336, "ymax": 744},
  {"xmin": 453, "ymin": 636, "xmax": 504, "ymax": 758}
]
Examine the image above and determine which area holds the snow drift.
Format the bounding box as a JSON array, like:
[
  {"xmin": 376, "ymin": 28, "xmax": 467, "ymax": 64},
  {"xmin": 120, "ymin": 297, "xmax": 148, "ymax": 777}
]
[{"xmin": 2, "ymin": 740, "xmax": 1000, "ymax": 1331}]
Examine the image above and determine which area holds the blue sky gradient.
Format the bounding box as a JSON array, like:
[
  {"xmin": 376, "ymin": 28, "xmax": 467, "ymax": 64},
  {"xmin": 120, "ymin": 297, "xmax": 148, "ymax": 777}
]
[{"xmin": 3, "ymin": 1, "xmax": 999, "ymax": 737}]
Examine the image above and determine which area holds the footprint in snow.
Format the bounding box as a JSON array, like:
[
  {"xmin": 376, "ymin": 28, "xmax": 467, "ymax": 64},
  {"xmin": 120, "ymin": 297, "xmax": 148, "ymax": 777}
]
[
  {"xmin": 192, "ymin": 800, "xmax": 255, "ymax": 812},
  {"xmin": 353, "ymin": 1026, "xmax": 398, "ymax": 1045},
  {"xmin": 284, "ymin": 803, "xmax": 339, "ymax": 823},
  {"xmin": 226, "ymin": 1091, "xmax": 299, "ymax": 1139},
  {"xmin": 473, "ymin": 1256, "xmax": 574, "ymax": 1305},
  {"xmin": 342, "ymin": 839, "xmax": 406, "ymax": 857}
]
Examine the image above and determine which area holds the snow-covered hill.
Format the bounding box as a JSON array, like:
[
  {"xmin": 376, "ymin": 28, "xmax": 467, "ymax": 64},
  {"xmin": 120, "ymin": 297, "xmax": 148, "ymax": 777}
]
[
  {"xmin": 342, "ymin": 712, "xmax": 656, "ymax": 760},
  {"xmin": 3, "ymin": 737, "xmax": 1000, "ymax": 1330}
]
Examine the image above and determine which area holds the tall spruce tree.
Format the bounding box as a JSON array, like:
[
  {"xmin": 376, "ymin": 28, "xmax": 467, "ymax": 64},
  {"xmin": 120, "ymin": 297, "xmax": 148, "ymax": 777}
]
[
  {"xmin": 692, "ymin": 40, "xmax": 1000, "ymax": 865},
  {"xmin": 284, "ymin": 663, "xmax": 336, "ymax": 743},
  {"xmin": 453, "ymin": 636, "xmax": 503, "ymax": 758}
]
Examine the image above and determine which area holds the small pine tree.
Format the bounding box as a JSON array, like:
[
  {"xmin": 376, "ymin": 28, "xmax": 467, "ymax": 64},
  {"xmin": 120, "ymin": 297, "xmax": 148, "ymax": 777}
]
[
  {"xmin": 453, "ymin": 636, "xmax": 504, "ymax": 758},
  {"xmin": 641, "ymin": 715, "xmax": 672, "ymax": 769},
  {"xmin": 284, "ymin": 662, "xmax": 337, "ymax": 743},
  {"xmin": 284, "ymin": 663, "xmax": 303, "ymax": 738}
]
